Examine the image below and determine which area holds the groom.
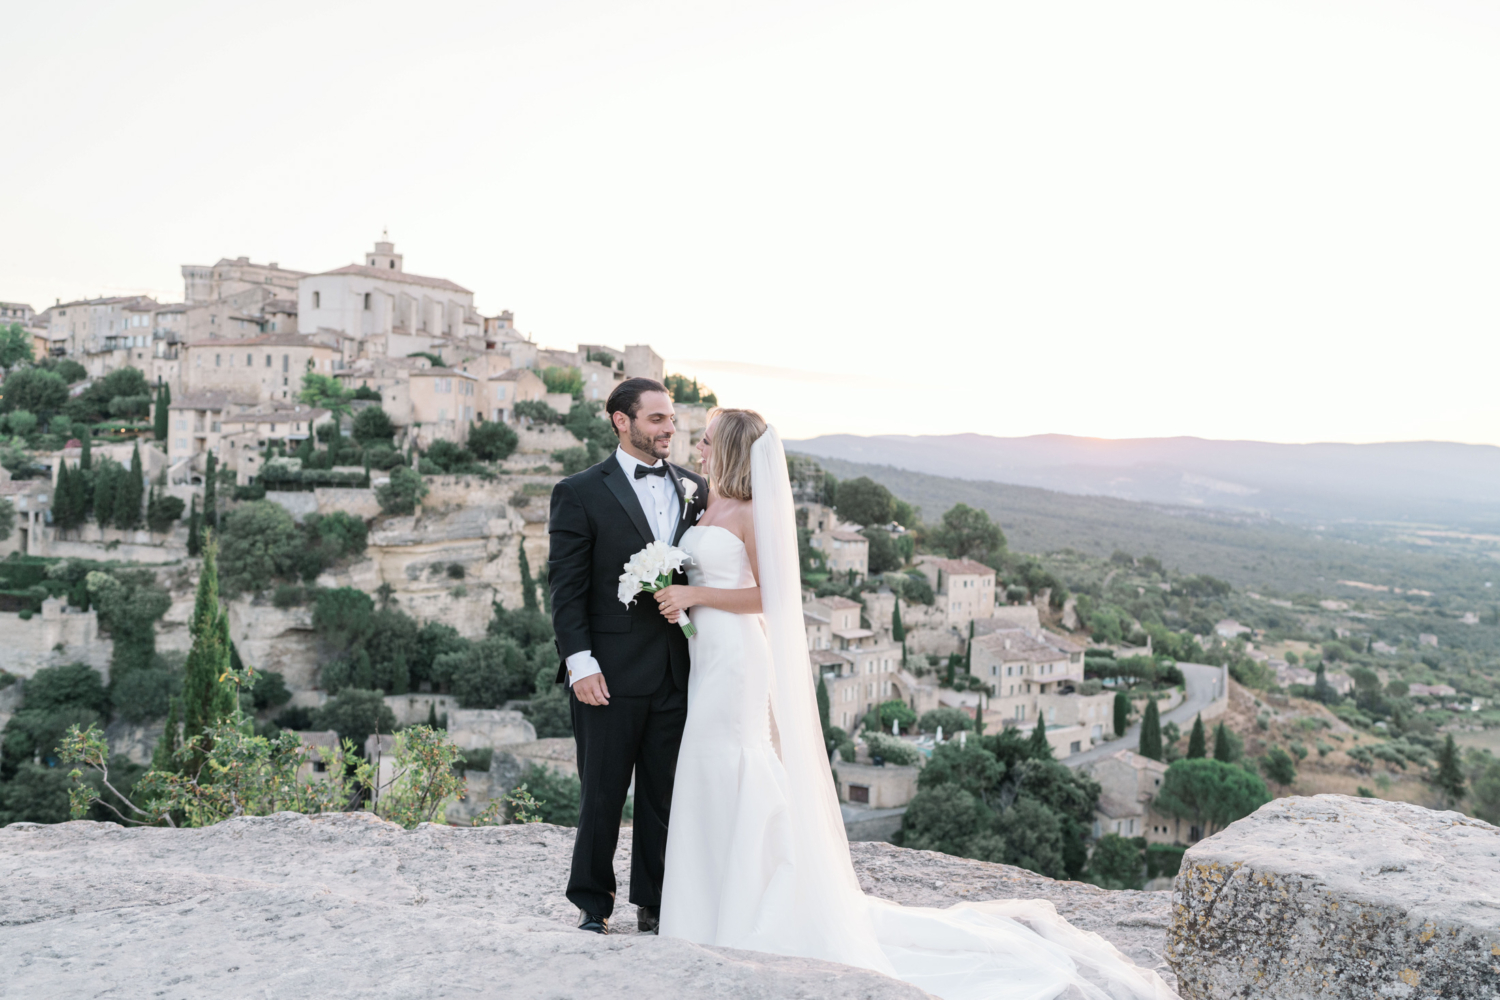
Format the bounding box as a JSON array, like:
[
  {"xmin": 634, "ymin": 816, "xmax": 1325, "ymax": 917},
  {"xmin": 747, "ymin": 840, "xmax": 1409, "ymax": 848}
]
[{"xmin": 547, "ymin": 377, "xmax": 708, "ymax": 935}]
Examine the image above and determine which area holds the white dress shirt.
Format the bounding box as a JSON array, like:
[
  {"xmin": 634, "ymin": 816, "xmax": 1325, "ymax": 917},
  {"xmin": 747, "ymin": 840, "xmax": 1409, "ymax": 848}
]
[{"xmin": 566, "ymin": 447, "xmax": 683, "ymax": 687}]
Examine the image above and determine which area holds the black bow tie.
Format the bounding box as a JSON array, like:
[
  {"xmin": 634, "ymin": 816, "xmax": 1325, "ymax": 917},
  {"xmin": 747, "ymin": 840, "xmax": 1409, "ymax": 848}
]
[{"xmin": 634, "ymin": 464, "xmax": 668, "ymax": 479}]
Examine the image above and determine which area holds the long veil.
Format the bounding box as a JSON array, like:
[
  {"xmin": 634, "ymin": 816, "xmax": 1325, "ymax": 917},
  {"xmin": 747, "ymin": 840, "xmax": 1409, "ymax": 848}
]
[
  {"xmin": 750, "ymin": 426, "xmax": 1179, "ymax": 1000},
  {"xmin": 749, "ymin": 424, "xmax": 894, "ymax": 973}
]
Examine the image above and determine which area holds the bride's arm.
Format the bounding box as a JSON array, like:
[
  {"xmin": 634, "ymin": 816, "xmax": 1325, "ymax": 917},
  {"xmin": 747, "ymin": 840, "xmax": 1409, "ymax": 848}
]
[{"xmin": 654, "ymin": 508, "xmax": 763, "ymax": 619}]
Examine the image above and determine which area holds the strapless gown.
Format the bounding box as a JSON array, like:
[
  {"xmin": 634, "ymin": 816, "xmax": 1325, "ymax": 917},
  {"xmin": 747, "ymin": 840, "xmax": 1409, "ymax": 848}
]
[{"xmin": 659, "ymin": 524, "xmax": 1177, "ymax": 1000}]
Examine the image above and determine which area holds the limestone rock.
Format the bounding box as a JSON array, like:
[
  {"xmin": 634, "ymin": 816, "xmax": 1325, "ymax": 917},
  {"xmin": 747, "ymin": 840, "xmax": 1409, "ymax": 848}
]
[
  {"xmin": 1168, "ymin": 794, "xmax": 1500, "ymax": 999},
  {"xmin": 0, "ymin": 813, "xmax": 1172, "ymax": 999},
  {"xmin": 446, "ymin": 708, "xmax": 536, "ymax": 749}
]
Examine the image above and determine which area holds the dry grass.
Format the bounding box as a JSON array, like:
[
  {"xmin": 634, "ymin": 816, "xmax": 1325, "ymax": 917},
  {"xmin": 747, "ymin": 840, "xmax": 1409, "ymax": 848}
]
[{"xmin": 1176, "ymin": 680, "xmax": 1446, "ymax": 810}]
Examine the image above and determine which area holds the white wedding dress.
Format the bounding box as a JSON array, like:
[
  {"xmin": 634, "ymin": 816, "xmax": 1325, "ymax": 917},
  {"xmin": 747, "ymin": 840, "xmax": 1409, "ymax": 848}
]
[{"xmin": 658, "ymin": 427, "xmax": 1179, "ymax": 1000}]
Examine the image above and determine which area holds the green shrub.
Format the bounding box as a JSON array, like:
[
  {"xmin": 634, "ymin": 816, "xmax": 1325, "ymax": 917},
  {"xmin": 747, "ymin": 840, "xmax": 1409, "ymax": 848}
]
[
  {"xmin": 1087, "ymin": 833, "xmax": 1144, "ymax": 890},
  {"xmin": 376, "ymin": 465, "xmax": 428, "ymax": 515},
  {"xmin": 516, "ymin": 762, "xmax": 581, "ymax": 825},
  {"xmin": 111, "ymin": 667, "xmax": 178, "ymax": 723},
  {"xmin": 272, "ymin": 583, "xmax": 306, "ymax": 608},
  {"xmin": 468, "ymin": 420, "xmax": 518, "ymax": 461},
  {"xmin": 918, "ymin": 707, "xmax": 974, "ymax": 734},
  {"xmin": 863, "ymin": 731, "xmax": 921, "ymax": 766}
]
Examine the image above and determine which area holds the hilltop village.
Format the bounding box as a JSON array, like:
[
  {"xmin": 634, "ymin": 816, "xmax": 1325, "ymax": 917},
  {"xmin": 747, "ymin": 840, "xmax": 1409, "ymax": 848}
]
[{"xmin": 0, "ymin": 241, "xmax": 1491, "ymax": 894}]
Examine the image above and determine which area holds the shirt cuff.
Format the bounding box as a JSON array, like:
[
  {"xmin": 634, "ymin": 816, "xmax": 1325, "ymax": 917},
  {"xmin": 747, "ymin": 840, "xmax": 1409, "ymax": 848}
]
[{"xmin": 565, "ymin": 650, "xmax": 602, "ymax": 687}]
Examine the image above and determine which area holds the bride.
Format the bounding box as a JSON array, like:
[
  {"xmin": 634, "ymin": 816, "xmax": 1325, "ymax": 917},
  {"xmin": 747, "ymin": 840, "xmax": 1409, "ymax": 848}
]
[{"xmin": 648, "ymin": 408, "xmax": 1178, "ymax": 1000}]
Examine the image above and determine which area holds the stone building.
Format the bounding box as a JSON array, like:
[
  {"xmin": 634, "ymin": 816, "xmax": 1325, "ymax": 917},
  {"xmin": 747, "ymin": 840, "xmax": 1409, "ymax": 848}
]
[
  {"xmin": 804, "ymin": 594, "xmax": 920, "ymax": 731},
  {"xmin": 46, "ymin": 295, "xmax": 161, "ymax": 361},
  {"xmin": 182, "ymin": 332, "xmax": 343, "ymax": 404},
  {"xmin": 484, "ymin": 368, "xmax": 547, "ymax": 423},
  {"xmin": 0, "ymin": 475, "xmax": 52, "ymax": 557},
  {"xmin": 167, "ymin": 391, "xmax": 256, "ymax": 478},
  {"xmin": 297, "ymin": 239, "xmax": 481, "ymax": 359},
  {"xmin": 182, "ymin": 257, "xmax": 306, "ymax": 304},
  {"xmin": 916, "ymin": 555, "xmax": 997, "ymax": 628},
  {"xmin": 217, "ymin": 404, "xmax": 330, "ymax": 484},
  {"xmin": 0, "ymin": 302, "xmax": 34, "ymax": 326},
  {"xmin": 802, "ymin": 503, "xmax": 869, "ymax": 579},
  {"xmin": 1082, "ymin": 748, "xmax": 1187, "ymax": 844},
  {"xmin": 406, "ymin": 367, "xmax": 481, "ymax": 448}
]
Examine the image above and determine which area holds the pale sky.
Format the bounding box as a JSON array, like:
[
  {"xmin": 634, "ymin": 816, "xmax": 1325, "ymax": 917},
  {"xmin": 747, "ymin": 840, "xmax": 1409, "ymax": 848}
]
[{"xmin": 5, "ymin": 0, "xmax": 1500, "ymax": 444}]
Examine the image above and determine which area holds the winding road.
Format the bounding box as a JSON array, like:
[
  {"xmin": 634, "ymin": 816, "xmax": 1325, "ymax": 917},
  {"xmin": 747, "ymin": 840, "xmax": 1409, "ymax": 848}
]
[{"xmin": 1065, "ymin": 662, "xmax": 1229, "ymax": 769}]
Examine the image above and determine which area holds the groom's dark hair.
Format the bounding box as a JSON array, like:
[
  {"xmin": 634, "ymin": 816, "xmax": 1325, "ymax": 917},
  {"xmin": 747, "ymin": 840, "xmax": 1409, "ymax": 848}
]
[{"xmin": 606, "ymin": 377, "xmax": 669, "ymax": 424}]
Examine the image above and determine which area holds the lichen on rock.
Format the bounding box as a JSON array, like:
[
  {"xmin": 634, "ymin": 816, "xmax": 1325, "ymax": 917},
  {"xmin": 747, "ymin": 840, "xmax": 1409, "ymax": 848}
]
[{"xmin": 1168, "ymin": 794, "xmax": 1500, "ymax": 999}]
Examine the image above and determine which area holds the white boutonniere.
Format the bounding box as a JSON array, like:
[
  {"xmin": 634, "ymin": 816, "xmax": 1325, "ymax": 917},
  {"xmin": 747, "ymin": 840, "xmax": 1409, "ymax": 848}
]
[{"xmin": 680, "ymin": 478, "xmax": 698, "ymax": 504}]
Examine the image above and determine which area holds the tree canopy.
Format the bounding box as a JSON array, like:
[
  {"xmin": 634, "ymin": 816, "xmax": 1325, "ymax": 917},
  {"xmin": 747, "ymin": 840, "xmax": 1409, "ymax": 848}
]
[
  {"xmin": 929, "ymin": 503, "xmax": 1005, "ymax": 564},
  {"xmin": 834, "ymin": 477, "xmax": 896, "ymax": 527},
  {"xmin": 1153, "ymin": 758, "xmax": 1269, "ymax": 836}
]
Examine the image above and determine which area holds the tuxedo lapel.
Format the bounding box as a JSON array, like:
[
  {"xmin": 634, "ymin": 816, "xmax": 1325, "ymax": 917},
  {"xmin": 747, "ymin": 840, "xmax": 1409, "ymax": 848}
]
[
  {"xmin": 669, "ymin": 466, "xmax": 703, "ymax": 546},
  {"xmin": 601, "ymin": 455, "xmax": 656, "ymax": 548}
]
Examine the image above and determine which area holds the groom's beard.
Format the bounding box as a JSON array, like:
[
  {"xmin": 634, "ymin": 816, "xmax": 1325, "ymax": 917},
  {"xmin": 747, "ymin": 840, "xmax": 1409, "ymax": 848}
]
[{"xmin": 628, "ymin": 421, "xmax": 672, "ymax": 460}]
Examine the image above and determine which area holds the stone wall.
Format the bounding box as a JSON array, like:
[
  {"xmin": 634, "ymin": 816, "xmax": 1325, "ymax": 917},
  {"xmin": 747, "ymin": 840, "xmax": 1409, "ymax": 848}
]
[
  {"xmin": 446, "ymin": 709, "xmax": 535, "ymax": 749},
  {"xmin": 0, "ymin": 600, "xmax": 113, "ymax": 681},
  {"xmin": 517, "ymin": 425, "xmax": 580, "ymax": 454}
]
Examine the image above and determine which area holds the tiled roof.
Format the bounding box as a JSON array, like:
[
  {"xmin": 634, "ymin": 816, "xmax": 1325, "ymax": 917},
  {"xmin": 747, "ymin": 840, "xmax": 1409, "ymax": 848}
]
[
  {"xmin": 809, "ymin": 649, "xmax": 851, "ymax": 668},
  {"xmin": 829, "ymin": 530, "xmax": 867, "ymax": 543},
  {"xmin": 932, "ymin": 558, "xmax": 995, "ymax": 576},
  {"xmin": 315, "ymin": 264, "xmax": 472, "ymax": 294},
  {"xmin": 971, "ymin": 630, "xmax": 1068, "ymax": 663},
  {"xmin": 815, "ymin": 596, "xmax": 862, "ymax": 610},
  {"xmin": 411, "ymin": 367, "xmax": 478, "ymax": 380}
]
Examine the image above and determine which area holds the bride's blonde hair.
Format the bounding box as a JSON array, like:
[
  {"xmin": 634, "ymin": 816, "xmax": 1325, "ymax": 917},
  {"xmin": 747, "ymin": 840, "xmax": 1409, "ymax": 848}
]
[{"xmin": 707, "ymin": 408, "xmax": 767, "ymax": 501}]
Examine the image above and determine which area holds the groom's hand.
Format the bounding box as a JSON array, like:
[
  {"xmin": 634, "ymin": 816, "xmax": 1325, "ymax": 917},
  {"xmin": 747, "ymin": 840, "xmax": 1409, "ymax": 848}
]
[{"xmin": 573, "ymin": 672, "xmax": 610, "ymax": 706}]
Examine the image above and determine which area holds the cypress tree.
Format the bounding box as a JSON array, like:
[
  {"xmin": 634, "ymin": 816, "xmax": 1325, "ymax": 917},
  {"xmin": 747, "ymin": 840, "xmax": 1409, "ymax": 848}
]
[
  {"xmin": 114, "ymin": 442, "xmax": 144, "ymax": 529},
  {"xmin": 1113, "ymin": 690, "xmax": 1129, "ymax": 736},
  {"xmin": 153, "ymin": 385, "xmax": 169, "ymax": 441},
  {"xmin": 426, "ymin": 701, "xmax": 440, "ymax": 729},
  {"xmin": 891, "ymin": 598, "xmax": 905, "ymax": 642},
  {"xmin": 519, "ymin": 538, "xmax": 538, "ymax": 612},
  {"xmin": 1314, "ymin": 663, "xmax": 1333, "ymax": 704},
  {"xmin": 53, "ymin": 461, "xmax": 79, "ymax": 532},
  {"xmin": 1028, "ymin": 715, "xmax": 1053, "ymax": 760},
  {"xmin": 178, "ymin": 536, "xmax": 237, "ymax": 776},
  {"xmin": 151, "ymin": 696, "xmax": 181, "ymax": 772},
  {"xmin": 80, "ymin": 431, "xmax": 92, "ymax": 470},
  {"xmin": 93, "ymin": 462, "xmax": 117, "ymax": 526},
  {"xmin": 816, "ymin": 675, "xmax": 831, "ymax": 734},
  {"xmin": 964, "ymin": 619, "xmax": 975, "ymax": 673},
  {"xmin": 203, "ymin": 452, "xmax": 218, "ymax": 531},
  {"xmin": 391, "ymin": 648, "xmax": 409, "ymax": 696},
  {"xmin": 1213, "ymin": 721, "xmax": 1234, "ymax": 762},
  {"xmin": 186, "ymin": 495, "xmax": 201, "ymax": 557},
  {"xmin": 163, "ymin": 382, "xmax": 171, "ymax": 408},
  {"xmin": 1187, "ymin": 714, "xmax": 1207, "ymax": 758},
  {"xmin": 1435, "ymin": 734, "xmax": 1466, "ymax": 808},
  {"xmin": 1139, "ymin": 698, "xmax": 1162, "ymax": 761}
]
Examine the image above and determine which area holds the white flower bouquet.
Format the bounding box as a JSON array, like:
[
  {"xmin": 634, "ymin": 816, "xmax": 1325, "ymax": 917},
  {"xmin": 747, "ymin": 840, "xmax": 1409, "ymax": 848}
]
[{"xmin": 617, "ymin": 540, "xmax": 697, "ymax": 637}]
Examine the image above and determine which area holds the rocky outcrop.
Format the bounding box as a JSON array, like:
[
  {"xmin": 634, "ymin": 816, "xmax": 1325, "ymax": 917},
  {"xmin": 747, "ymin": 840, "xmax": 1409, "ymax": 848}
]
[
  {"xmin": 1168, "ymin": 795, "xmax": 1500, "ymax": 999},
  {"xmin": 0, "ymin": 813, "xmax": 1172, "ymax": 999}
]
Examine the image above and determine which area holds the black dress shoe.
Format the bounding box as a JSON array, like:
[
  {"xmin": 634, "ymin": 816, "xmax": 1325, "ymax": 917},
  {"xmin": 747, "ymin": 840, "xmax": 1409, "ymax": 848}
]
[
  {"xmin": 578, "ymin": 911, "xmax": 608, "ymax": 934},
  {"xmin": 637, "ymin": 906, "xmax": 660, "ymax": 935}
]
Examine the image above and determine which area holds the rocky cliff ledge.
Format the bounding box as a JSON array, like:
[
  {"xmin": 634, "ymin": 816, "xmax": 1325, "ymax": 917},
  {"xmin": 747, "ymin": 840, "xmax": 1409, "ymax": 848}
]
[
  {"xmin": 9, "ymin": 796, "xmax": 1489, "ymax": 999},
  {"xmin": 2, "ymin": 813, "xmax": 1172, "ymax": 999},
  {"xmin": 1170, "ymin": 795, "xmax": 1500, "ymax": 1000}
]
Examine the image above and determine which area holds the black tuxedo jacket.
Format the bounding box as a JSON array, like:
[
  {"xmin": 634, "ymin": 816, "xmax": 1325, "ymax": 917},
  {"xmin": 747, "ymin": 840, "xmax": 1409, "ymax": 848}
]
[{"xmin": 547, "ymin": 453, "xmax": 710, "ymax": 697}]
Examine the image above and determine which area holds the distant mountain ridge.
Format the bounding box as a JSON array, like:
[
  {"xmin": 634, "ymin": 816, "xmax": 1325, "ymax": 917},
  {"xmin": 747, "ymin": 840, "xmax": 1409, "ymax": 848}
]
[{"xmin": 785, "ymin": 433, "xmax": 1500, "ymax": 525}]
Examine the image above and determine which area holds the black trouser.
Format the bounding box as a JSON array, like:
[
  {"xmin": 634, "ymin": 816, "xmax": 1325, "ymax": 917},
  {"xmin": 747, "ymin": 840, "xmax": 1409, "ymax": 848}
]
[{"xmin": 566, "ymin": 670, "xmax": 687, "ymax": 918}]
